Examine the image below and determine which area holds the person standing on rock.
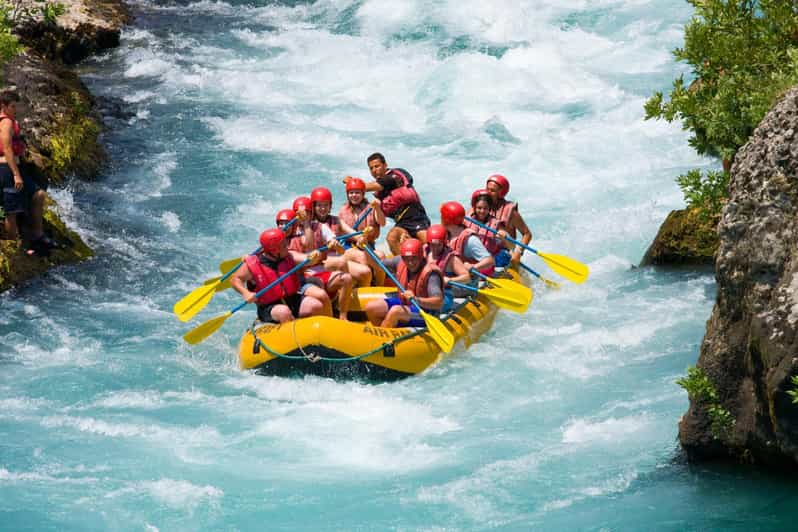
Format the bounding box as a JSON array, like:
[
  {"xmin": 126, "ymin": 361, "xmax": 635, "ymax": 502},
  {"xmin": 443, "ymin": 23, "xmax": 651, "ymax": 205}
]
[
  {"xmin": 343, "ymin": 152, "xmax": 430, "ymax": 256},
  {"xmin": 0, "ymin": 91, "xmax": 51, "ymax": 256}
]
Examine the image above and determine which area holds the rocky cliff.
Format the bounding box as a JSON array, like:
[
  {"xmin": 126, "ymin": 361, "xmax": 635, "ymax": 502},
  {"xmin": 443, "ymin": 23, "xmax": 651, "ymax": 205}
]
[
  {"xmin": 678, "ymin": 86, "xmax": 798, "ymax": 467},
  {"xmin": 0, "ymin": 0, "xmax": 130, "ymax": 291}
]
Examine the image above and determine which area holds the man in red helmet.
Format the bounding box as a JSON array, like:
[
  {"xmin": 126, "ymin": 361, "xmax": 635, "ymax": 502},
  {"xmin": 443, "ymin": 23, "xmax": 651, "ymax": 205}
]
[
  {"xmin": 440, "ymin": 201, "xmax": 495, "ymax": 275},
  {"xmin": 343, "ymin": 152, "xmax": 430, "ymax": 256},
  {"xmin": 484, "ymin": 174, "xmax": 532, "ymax": 266},
  {"xmin": 364, "ymin": 238, "xmax": 444, "ymax": 328},
  {"xmin": 231, "ymin": 228, "xmax": 332, "ymax": 323}
]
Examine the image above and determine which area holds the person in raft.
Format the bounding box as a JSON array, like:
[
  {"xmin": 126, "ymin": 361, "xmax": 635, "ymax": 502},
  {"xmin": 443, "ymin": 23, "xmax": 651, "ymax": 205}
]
[
  {"xmin": 482, "ymin": 174, "xmax": 532, "ymax": 267},
  {"xmin": 231, "ymin": 228, "xmax": 332, "ymax": 324},
  {"xmin": 288, "ymin": 193, "xmax": 355, "ymax": 321},
  {"xmin": 308, "ymin": 186, "xmax": 373, "ymax": 287},
  {"xmin": 424, "ymin": 223, "xmax": 472, "ymax": 307},
  {"xmin": 0, "ymin": 91, "xmax": 52, "ymax": 256},
  {"xmin": 337, "ymin": 177, "xmax": 387, "ymax": 285},
  {"xmin": 440, "ymin": 201, "xmax": 495, "ymax": 276},
  {"xmin": 343, "ymin": 152, "xmax": 430, "ymax": 256},
  {"xmin": 465, "ymin": 188, "xmax": 514, "ymax": 268},
  {"xmin": 364, "ymin": 238, "xmax": 444, "ymax": 328}
]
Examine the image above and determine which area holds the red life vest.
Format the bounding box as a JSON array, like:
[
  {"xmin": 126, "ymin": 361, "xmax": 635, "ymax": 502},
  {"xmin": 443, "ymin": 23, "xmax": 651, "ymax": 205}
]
[
  {"xmin": 314, "ymin": 214, "xmax": 342, "ymax": 239},
  {"xmin": 245, "ymin": 254, "xmax": 301, "ymax": 305},
  {"xmin": 0, "ymin": 115, "xmax": 25, "ymax": 157},
  {"xmin": 338, "ymin": 203, "xmax": 380, "ymax": 242},
  {"xmin": 464, "ymin": 211, "xmax": 504, "ymax": 255},
  {"xmin": 424, "ymin": 243, "xmax": 455, "ymax": 275},
  {"xmin": 447, "ymin": 228, "xmax": 477, "ymax": 259},
  {"xmin": 375, "ymin": 168, "xmax": 421, "ymax": 217},
  {"xmin": 491, "ymin": 200, "xmax": 519, "ymax": 238},
  {"xmin": 396, "ymin": 260, "xmax": 442, "ymax": 308}
]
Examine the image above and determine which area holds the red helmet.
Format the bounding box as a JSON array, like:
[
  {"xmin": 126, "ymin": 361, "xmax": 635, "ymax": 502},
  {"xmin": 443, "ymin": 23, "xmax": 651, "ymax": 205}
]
[
  {"xmin": 471, "ymin": 188, "xmax": 491, "ymax": 208},
  {"xmin": 400, "ymin": 238, "xmax": 424, "ymax": 258},
  {"xmin": 259, "ymin": 228, "xmax": 285, "ymax": 255},
  {"xmin": 292, "ymin": 196, "xmax": 312, "ymax": 213},
  {"xmin": 427, "ymin": 224, "xmax": 447, "ymax": 244},
  {"xmin": 440, "ymin": 201, "xmax": 465, "ymax": 226},
  {"xmin": 310, "ymin": 187, "xmax": 333, "ymax": 204},
  {"xmin": 275, "ymin": 208, "xmax": 295, "ymax": 224},
  {"xmin": 486, "ymin": 174, "xmax": 510, "ymax": 199},
  {"xmin": 345, "ymin": 178, "xmax": 366, "ymax": 192}
]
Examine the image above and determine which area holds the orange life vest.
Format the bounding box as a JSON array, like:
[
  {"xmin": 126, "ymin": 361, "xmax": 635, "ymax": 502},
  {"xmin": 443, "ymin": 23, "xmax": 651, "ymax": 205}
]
[
  {"xmin": 396, "ymin": 260, "xmax": 442, "ymax": 309},
  {"xmin": 338, "ymin": 203, "xmax": 380, "ymax": 242}
]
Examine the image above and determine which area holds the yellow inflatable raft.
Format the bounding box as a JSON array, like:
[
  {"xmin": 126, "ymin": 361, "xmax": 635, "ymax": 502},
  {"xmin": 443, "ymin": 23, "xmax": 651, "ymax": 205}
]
[{"xmin": 238, "ymin": 269, "xmax": 526, "ymax": 381}]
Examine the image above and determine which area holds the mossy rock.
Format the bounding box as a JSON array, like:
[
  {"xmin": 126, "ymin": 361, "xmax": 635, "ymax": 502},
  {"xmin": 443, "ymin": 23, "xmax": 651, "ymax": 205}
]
[
  {"xmin": 640, "ymin": 207, "xmax": 719, "ymax": 266},
  {"xmin": 0, "ymin": 195, "xmax": 93, "ymax": 292}
]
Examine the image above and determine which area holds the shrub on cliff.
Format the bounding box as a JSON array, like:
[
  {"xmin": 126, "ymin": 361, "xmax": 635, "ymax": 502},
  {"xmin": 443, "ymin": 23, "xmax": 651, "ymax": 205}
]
[{"xmin": 645, "ymin": 0, "xmax": 798, "ymax": 218}]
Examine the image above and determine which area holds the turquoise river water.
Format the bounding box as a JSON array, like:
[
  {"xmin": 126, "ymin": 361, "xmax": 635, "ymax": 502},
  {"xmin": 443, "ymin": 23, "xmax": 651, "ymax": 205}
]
[{"xmin": 1, "ymin": 1, "xmax": 796, "ymax": 530}]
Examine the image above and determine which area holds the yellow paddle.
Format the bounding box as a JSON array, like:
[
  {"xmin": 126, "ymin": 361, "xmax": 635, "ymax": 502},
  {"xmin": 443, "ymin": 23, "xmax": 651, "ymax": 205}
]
[
  {"xmin": 469, "ymin": 268, "xmax": 533, "ymax": 305},
  {"xmin": 362, "ymin": 245, "xmax": 455, "ymax": 353},
  {"xmin": 518, "ymin": 262, "xmax": 561, "ymax": 289},
  {"xmin": 464, "ymin": 216, "xmax": 589, "ymax": 284},
  {"xmin": 447, "ymin": 281, "xmax": 531, "ymax": 313},
  {"xmin": 183, "ymin": 257, "xmax": 311, "ymax": 345}
]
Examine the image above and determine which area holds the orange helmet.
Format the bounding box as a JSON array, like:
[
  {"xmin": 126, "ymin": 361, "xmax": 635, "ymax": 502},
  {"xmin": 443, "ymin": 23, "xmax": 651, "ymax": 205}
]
[
  {"xmin": 345, "ymin": 178, "xmax": 366, "ymax": 192},
  {"xmin": 400, "ymin": 238, "xmax": 424, "ymax": 258},
  {"xmin": 427, "ymin": 224, "xmax": 447, "ymax": 244},
  {"xmin": 486, "ymin": 174, "xmax": 510, "ymax": 199},
  {"xmin": 259, "ymin": 228, "xmax": 285, "ymax": 255},
  {"xmin": 440, "ymin": 201, "xmax": 466, "ymax": 226}
]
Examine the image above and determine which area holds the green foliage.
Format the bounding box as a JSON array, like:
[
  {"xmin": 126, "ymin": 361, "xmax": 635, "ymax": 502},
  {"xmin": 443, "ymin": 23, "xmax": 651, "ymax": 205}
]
[
  {"xmin": 677, "ymin": 365, "xmax": 735, "ymax": 440},
  {"xmin": 646, "ymin": 1, "xmax": 798, "ymax": 161},
  {"xmin": 788, "ymin": 375, "xmax": 798, "ymax": 404},
  {"xmin": 677, "ymin": 365, "xmax": 718, "ymax": 402},
  {"xmin": 0, "ymin": 3, "xmax": 21, "ymax": 67},
  {"xmin": 676, "ymin": 169, "xmax": 729, "ymax": 219}
]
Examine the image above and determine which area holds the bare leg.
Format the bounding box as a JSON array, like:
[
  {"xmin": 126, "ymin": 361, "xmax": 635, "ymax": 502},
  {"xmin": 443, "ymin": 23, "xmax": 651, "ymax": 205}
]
[
  {"xmin": 270, "ymin": 304, "xmax": 295, "ymax": 323},
  {"xmin": 30, "ymin": 190, "xmax": 45, "ymax": 240},
  {"xmin": 386, "ymin": 227, "xmax": 410, "ymax": 256},
  {"xmin": 4, "ymin": 213, "xmax": 18, "ymax": 240},
  {"xmin": 327, "ymin": 271, "xmax": 353, "ymax": 320},
  {"xmin": 298, "ymin": 296, "xmax": 325, "ymax": 318},
  {"xmin": 364, "ymin": 298, "xmax": 388, "ymax": 326},
  {"xmin": 381, "ymin": 305, "xmax": 411, "ymax": 328},
  {"xmin": 302, "ymin": 285, "xmax": 332, "ymax": 316}
]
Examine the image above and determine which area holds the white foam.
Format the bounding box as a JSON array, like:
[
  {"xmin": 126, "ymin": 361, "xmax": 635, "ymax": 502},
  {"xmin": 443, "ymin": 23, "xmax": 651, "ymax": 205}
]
[
  {"xmin": 160, "ymin": 211, "xmax": 182, "ymax": 233},
  {"xmin": 562, "ymin": 414, "xmax": 651, "ymax": 444}
]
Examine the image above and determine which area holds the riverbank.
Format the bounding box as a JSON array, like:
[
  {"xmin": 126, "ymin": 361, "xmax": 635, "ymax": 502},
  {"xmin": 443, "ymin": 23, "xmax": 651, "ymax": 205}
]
[{"xmin": 0, "ymin": 0, "xmax": 130, "ymax": 291}]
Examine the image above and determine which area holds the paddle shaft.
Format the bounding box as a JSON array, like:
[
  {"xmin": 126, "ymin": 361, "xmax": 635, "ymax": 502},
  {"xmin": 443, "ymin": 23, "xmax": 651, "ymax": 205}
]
[
  {"xmin": 221, "ymin": 218, "xmax": 300, "ymax": 276},
  {"xmin": 464, "ymin": 215, "xmax": 538, "ymax": 254},
  {"xmin": 352, "ymin": 206, "xmax": 373, "ymax": 229},
  {"xmin": 362, "ymin": 245, "xmax": 424, "ymax": 310}
]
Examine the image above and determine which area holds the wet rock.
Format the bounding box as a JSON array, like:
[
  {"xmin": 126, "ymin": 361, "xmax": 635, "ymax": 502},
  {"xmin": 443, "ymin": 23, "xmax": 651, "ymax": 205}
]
[
  {"xmin": 640, "ymin": 207, "xmax": 719, "ymax": 266},
  {"xmin": 678, "ymin": 86, "xmax": 798, "ymax": 468}
]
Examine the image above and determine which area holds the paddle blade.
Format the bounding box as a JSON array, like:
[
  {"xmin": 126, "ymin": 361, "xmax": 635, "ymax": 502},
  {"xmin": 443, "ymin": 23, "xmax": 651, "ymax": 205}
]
[
  {"xmin": 542, "ymin": 277, "xmax": 561, "ymax": 290},
  {"xmin": 538, "ymin": 252, "xmax": 589, "ymax": 284},
  {"xmin": 203, "ymin": 275, "xmax": 232, "ymax": 292},
  {"xmin": 183, "ymin": 311, "xmax": 232, "ymax": 345},
  {"xmin": 478, "ymin": 286, "xmax": 532, "ymax": 313},
  {"xmin": 419, "ymin": 309, "xmax": 455, "ymax": 353},
  {"xmin": 219, "ymin": 257, "xmax": 241, "ymax": 274},
  {"xmin": 174, "ymin": 283, "xmax": 217, "ymax": 322},
  {"xmin": 484, "ymin": 277, "xmax": 533, "ymax": 306}
]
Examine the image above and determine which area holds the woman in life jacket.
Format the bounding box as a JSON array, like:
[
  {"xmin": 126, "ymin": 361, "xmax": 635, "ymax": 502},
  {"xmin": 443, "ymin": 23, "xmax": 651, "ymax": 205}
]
[
  {"xmin": 230, "ymin": 228, "xmax": 331, "ymax": 323},
  {"xmin": 338, "ymin": 178, "xmax": 387, "ymax": 286},
  {"xmin": 464, "ymin": 189, "xmax": 513, "ymax": 268},
  {"xmin": 309, "ymin": 186, "xmax": 373, "ymax": 288},
  {"xmin": 440, "ymin": 201, "xmax": 495, "ymax": 276},
  {"xmin": 425, "ymin": 224, "xmax": 471, "ymax": 308},
  {"xmin": 0, "ymin": 91, "xmax": 49, "ymax": 256},
  {"xmin": 484, "ymin": 174, "xmax": 533, "ymax": 266},
  {"xmin": 364, "ymin": 238, "xmax": 444, "ymax": 328}
]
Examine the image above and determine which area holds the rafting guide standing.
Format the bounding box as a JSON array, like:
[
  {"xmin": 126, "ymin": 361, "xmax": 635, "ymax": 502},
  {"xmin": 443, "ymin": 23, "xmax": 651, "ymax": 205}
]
[{"xmin": 344, "ymin": 152, "xmax": 430, "ymax": 256}]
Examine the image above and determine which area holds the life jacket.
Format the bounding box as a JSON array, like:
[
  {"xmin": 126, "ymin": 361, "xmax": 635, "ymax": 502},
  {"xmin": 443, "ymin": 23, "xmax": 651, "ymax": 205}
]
[
  {"xmin": 0, "ymin": 115, "xmax": 25, "ymax": 157},
  {"xmin": 448, "ymin": 227, "xmax": 495, "ymax": 276},
  {"xmin": 315, "ymin": 214, "xmax": 342, "ymax": 238},
  {"xmin": 464, "ymin": 211, "xmax": 504, "ymax": 255},
  {"xmin": 491, "ymin": 200, "xmax": 519, "ymax": 238},
  {"xmin": 338, "ymin": 203, "xmax": 380, "ymax": 242},
  {"xmin": 245, "ymin": 254, "xmax": 301, "ymax": 306},
  {"xmin": 288, "ymin": 224, "xmax": 315, "ymax": 253},
  {"xmin": 396, "ymin": 260, "xmax": 442, "ymax": 309},
  {"xmin": 424, "ymin": 243, "xmax": 455, "ymax": 276},
  {"xmin": 374, "ymin": 168, "xmax": 421, "ymax": 218}
]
